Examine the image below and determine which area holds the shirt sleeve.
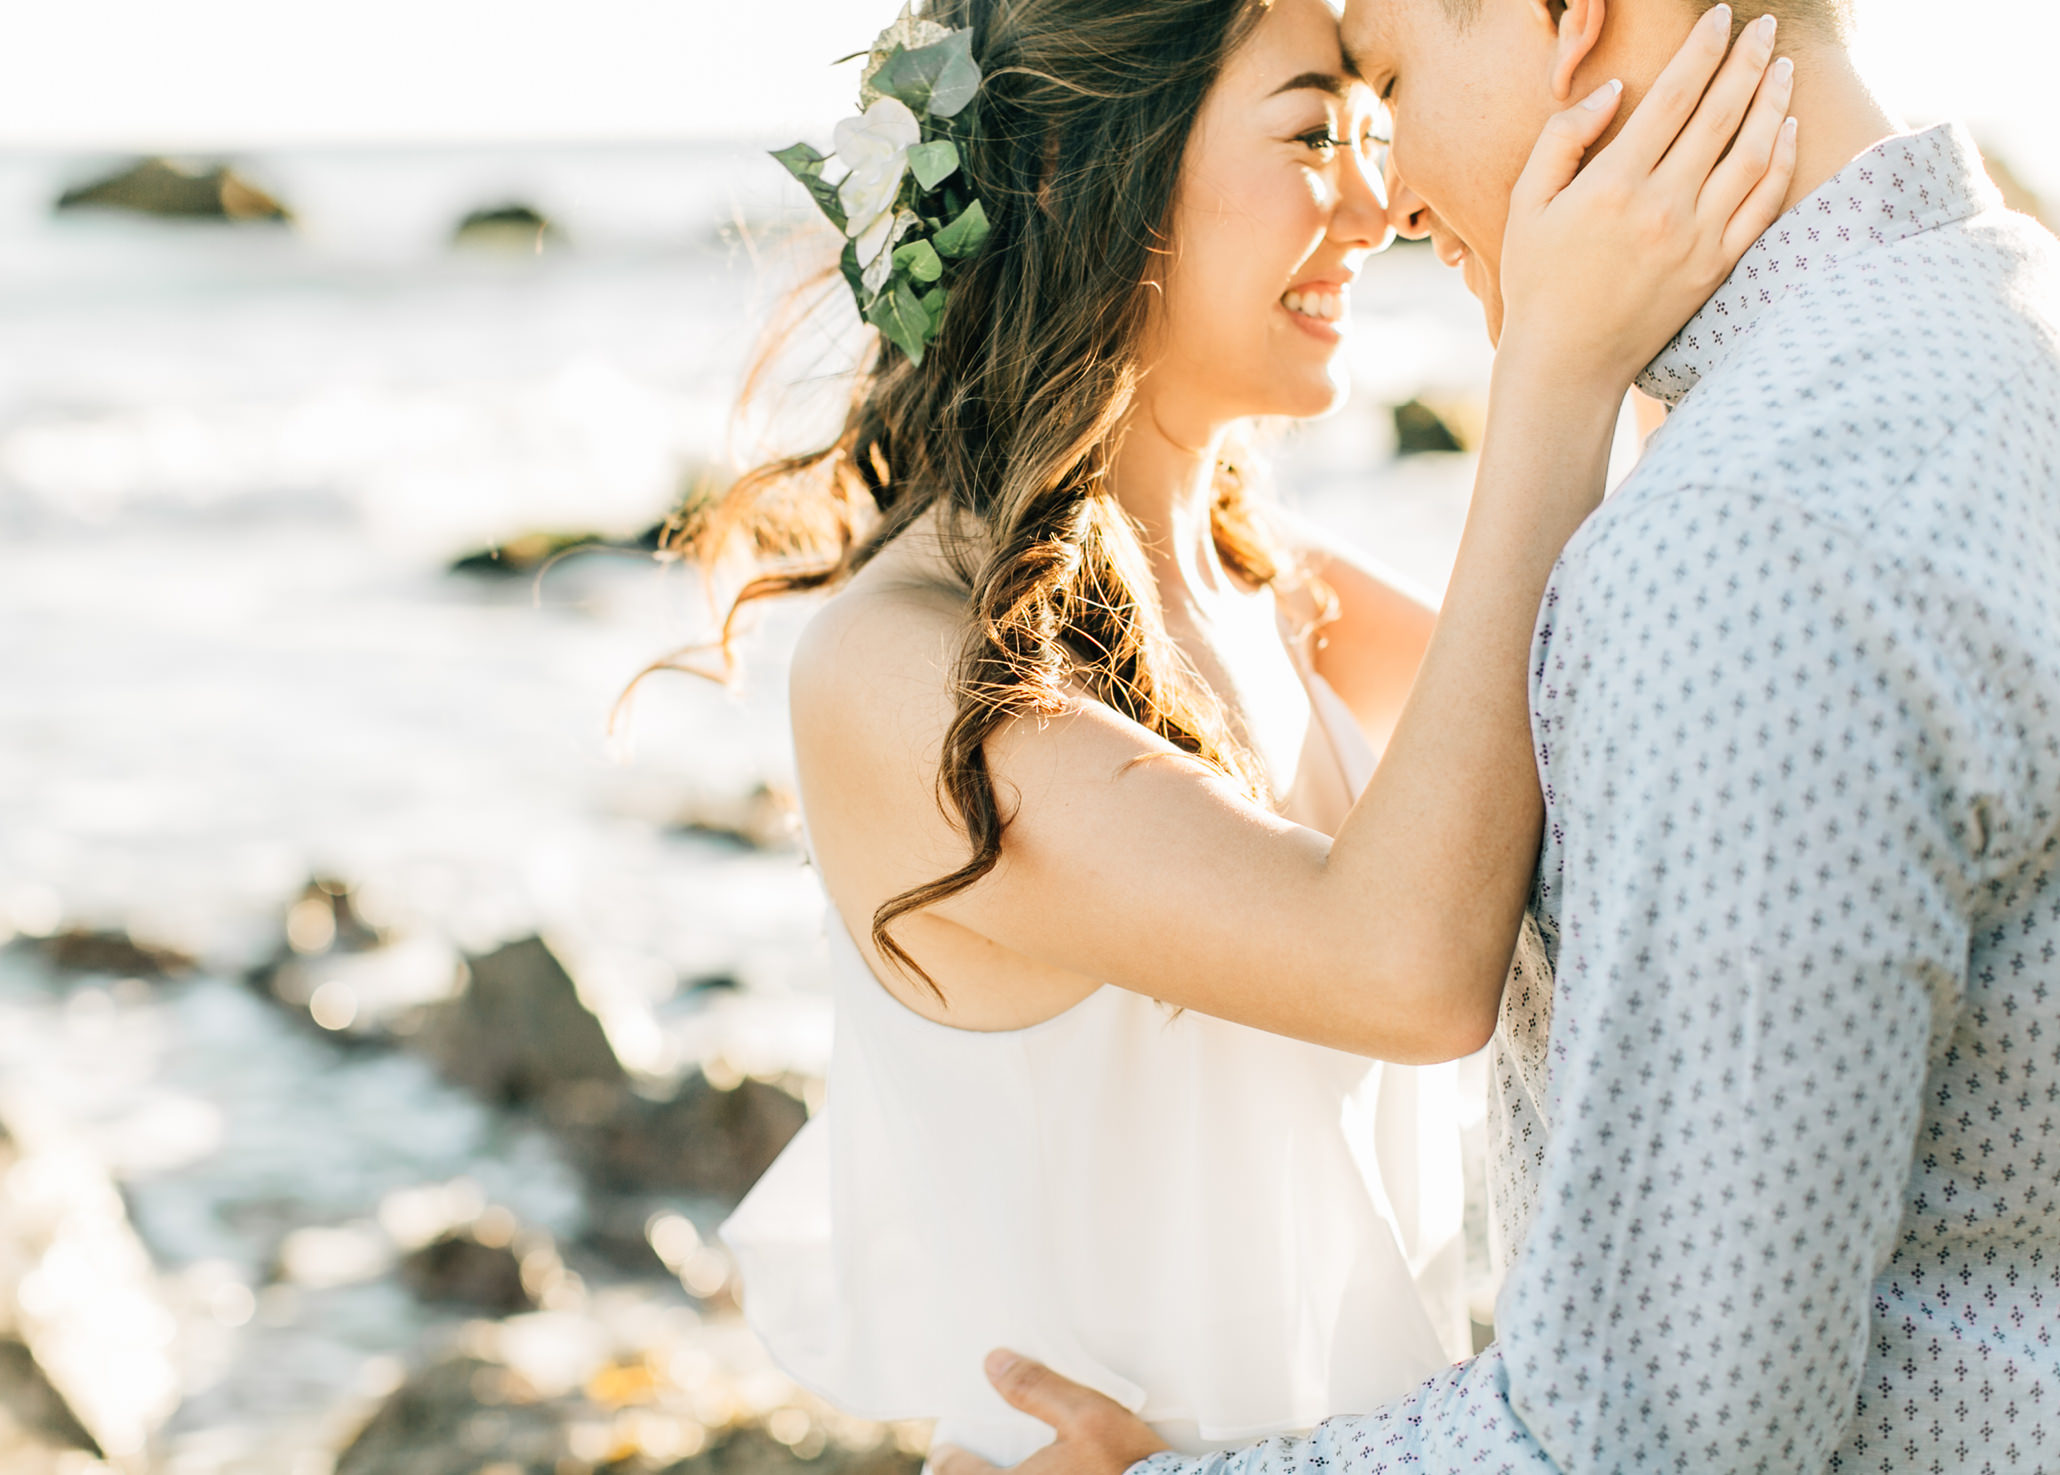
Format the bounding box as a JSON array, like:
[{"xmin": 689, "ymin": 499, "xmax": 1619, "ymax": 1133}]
[{"xmin": 1133, "ymin": 485, "xmax": 1985, "ymax": 1474}]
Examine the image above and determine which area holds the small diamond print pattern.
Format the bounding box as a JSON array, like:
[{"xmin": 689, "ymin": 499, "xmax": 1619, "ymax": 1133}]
[{"xmin": 1135, "ymin": 124, "xmax": 2060, "ymax": 1474}]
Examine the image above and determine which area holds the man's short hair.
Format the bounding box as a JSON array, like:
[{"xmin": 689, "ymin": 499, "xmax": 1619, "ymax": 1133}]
[{"xmin": 1438, "ymin": 0, "xmax": 1851, "ymax": 42}]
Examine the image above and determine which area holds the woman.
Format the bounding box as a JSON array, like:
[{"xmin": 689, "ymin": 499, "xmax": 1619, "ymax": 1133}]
[{"xmin": 709, "ymin": 0, "xmax": 1795, "ymax": 1461}]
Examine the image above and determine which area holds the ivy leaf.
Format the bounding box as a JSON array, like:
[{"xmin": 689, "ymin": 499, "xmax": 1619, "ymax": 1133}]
[
  {"xmin": 893, "ymin": 237, "xmax": 944, "ymax": 284},
  {"xmin": 919, "ymin": 286, "xmax": 948, "ymax": 336},
  {"xmin": 906, "ymin": 139, "xmax": 959, "ymax": 191},
  {"xmin": 867, "ymin": 279, "xmax": 935, "ymax": 364},
  {"xmin": 933, "ymin": 198, "xmax": 990, "ymax": 259},
  {"xmin": 771, "ymin": 142, "xmax": 848, "ymax": 232},
  {"xmin": 873, "ymin": 29, "xmax": 980, "ymax": 119}
]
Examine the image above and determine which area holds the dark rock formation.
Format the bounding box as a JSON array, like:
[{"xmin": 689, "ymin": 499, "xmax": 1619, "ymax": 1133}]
[
  {"xmin": 334, "ymin": 1357, "xmax": 568, "ymax": 1475},
  {"xmin": 661, "ymin": 1425, "xmax": 922, "ymax": 1475},
  {"xmin": 675, "ymin": 784, "xmax": 798, "ymax": 853},
  {"xmin": 453, "ymin": 203, "xmax": 565, "ymax": 252},
  {"xmin": 448, "ymin": 531, "xmax": 609, "ymax": 577},
  {"xmin": 399, "ymin": 1221, "xmax": 565, "ymax": 1316},
  {"xmin": 579, "ymin": 1072, "xmax": 806, "ymax": 1203},
  {"xmin": 36, "ymin": 927, "xmax": 194, "ymax": 979},
  {"xmin": 0, "ymin": 1337, "xmax": 101, "ymax": 1459},
  {"xmin": 424, "ymin": 937, "xmax": 628, "ymax": 1116},
  {"xmin": 1392, "ymin": 398, "xmax": 1466, "ymax": 456},
  {"xmin": 56, "ymin": 158, "xmax": 290, "ymax": 222}
]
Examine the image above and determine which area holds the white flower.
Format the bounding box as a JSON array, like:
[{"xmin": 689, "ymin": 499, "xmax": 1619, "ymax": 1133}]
[
  {"xmin": 834, "ymin": 97, "xmax": 921, "ymax": 244},
  {"xmin": 859, "ymin": 209, "xmax": 921, "ymax": 294}
]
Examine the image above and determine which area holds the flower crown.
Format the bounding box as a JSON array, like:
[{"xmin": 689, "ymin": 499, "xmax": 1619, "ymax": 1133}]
[{"xmin": 774, "ymin": 4, "xmax": 992, "ymax": 365}]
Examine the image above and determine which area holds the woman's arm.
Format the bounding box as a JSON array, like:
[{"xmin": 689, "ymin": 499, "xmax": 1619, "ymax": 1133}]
[{"xmin": 797, "ymin": 10, "xmax": 1797, "ymax": 1062}]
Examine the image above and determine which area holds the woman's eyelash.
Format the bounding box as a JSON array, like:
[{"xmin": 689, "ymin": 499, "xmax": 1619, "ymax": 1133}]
[{"xmin": 1299, "ymin": 128, "xmax": 1345, "ymax": 151}]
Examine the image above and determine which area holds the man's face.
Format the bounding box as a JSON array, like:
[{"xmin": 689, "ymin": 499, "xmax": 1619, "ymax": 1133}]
[{"xmin": 1341, "ymin": 0, "xmax": 1564, "ymax": 340}]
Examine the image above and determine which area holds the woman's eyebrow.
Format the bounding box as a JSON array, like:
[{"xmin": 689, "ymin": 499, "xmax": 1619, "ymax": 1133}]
[{"xmin": 1268, "ymin": 71, "xmax": 1350, "ymax": 98}]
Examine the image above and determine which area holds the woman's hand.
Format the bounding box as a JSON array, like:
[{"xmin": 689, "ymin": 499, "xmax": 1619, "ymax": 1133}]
[{"xmin": 1498, "ymin": 3, "xmax": 1800, "ymax": 397}]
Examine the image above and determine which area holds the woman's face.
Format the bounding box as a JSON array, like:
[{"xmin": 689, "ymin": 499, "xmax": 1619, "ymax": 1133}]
[{"xmin": 1142, "ymin": 0, "xmax": 1392, "ymax": 440}]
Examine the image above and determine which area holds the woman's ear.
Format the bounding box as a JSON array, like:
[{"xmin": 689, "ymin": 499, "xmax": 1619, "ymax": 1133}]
[{"xmin": 1549, "ymin": 0, "xmax": 1607, "ymax": 102}]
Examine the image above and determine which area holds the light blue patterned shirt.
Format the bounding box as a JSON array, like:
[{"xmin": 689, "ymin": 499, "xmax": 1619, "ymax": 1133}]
[{"xmin": 1135, "ymin": 124, "xmax": 2060, "ymax": 1474}]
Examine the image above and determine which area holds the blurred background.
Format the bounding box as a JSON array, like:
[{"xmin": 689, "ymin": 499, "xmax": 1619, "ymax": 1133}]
[{"xmin": 0, "ymin": 2, "xmax": 2051, "ymax": 1472}]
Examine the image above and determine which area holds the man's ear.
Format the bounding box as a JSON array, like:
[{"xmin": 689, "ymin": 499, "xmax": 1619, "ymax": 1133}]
[{"xmin": 1549, "ymin": 0, "xmax": 1607, "ymax": 102}]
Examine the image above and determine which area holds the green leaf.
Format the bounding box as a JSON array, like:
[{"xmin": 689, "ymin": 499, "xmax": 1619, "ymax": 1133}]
[
  {"xmin": 771, "ymin": 142, "xmax": 847, "ymax": 231},
  {"xmin": 866, "ymin": 279, "xmax": 934, "ymax": 364},
  {"xmin": 873, "ymin": 29, "xmax": 980, "ymax": 118},
  {"xmin": 920, "ymin": 286, "xmax": 948, "ymax": 335},
  {"xmin": 933, "ymin": 198, "xmax": 990, "ymax": 259},
  {"xmin": 892, "ymin": 237, "xmax": 944, "ymax": 284},
  {"xmin": 906, "ymin": 139, "xmax": 959, "ymax": 191},
  {"xmin": 839, "ymin": 240, "xmax": 865, "ymax": 304}
]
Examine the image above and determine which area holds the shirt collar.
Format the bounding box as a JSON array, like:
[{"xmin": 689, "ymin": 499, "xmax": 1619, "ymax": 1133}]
[{"xmin": 1635, "ymin": 122, "xmax": 2003, "ymax": 405}]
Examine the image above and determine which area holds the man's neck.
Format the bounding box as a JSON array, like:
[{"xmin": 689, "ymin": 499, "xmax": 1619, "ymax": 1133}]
[{"xmin": 1773, "ymin": 45, "xmax": 1903, "ymax": 215}]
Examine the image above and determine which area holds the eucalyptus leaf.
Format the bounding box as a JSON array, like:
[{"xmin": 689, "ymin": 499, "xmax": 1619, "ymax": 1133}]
[
  {"xmin": 933, "ymin": 198, "xmax": 990, "ymax": 258},
  {"xmin": 867, "ymin": 279, "xmax": 934, "ymax": 364},
  {"xmin": 907, "ymin": 139, "xmax": 960, "ymax": 191},
  {"xmin": 893, "ymin": 237, "xmax": 944, "ymax": 284},
  {"xmin": 874, "ymin": 28, "xmax": 980, "ymax": 118}
]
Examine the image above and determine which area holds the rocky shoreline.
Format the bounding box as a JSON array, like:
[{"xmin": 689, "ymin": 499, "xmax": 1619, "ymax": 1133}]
[{"xmin": 0, "ymin": 884, "xmax": 907, "ymax": 1475}]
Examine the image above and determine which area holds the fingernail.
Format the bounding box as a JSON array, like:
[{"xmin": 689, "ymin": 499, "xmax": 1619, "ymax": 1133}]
[
  {"xmin": 1772, "ymin": 56, "xmax": 1794, "ymax": 84},
  {"xmin": 985, "ymin": 1349, "xmax": 1020, "ymax": 1379},
  {"xmin": 1583, "ymin": 78, "xmax": 1623, "ymax": 110},
  {"xmin": 1782, "ymin": 116, "xmax": 1799, "ymax": 144},
  {"xmin": 1706, "ymin": 4, "xmax": 1732, "ymax": 30},
  {"xmin": 1757, "ymin": 13, "xmax": 1778, "ymax": 44}
]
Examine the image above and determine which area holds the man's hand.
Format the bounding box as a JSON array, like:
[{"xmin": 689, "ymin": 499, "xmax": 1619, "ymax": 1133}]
[{"xmin": 929, "ymin": 1351, "xmax": 1170, "ymax": 1475}]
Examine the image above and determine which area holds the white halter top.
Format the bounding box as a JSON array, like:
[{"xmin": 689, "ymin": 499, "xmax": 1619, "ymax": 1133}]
[{"xmin": 722, "ymin": 675, "xmax": 1467, "ymax": 1463}]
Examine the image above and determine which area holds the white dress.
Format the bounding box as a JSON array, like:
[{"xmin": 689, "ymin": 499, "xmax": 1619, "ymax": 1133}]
[{"xmin": 722, "ymin": 675, "xmax": 1468, "ymax": 1464}]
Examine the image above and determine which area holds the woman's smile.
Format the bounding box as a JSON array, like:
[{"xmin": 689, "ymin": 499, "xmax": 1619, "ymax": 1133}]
[{"xmin": 1281, "ymin": 278, "xmax": 1352, "ymax": 340}]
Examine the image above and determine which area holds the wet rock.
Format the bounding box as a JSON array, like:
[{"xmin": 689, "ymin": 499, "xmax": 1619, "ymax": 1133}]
[
  {"xmin": 399, "ymin": 1215, "xmax": 571, "ymax": 1316},
  {"xmin": 1392, "ymin": 398, "xmax": 1465, "ymax": 456},
  {"xmin": 0, "ymin": 1112, "xmax": 180, "ymax": 1462},
  {"xmin": 36, "ymin": 926, "xmax": 194, "ymax": 979},
  {"xmin": 424, "ymin": 937, "xmax": 629, "ymax": 1117},
  {"xmin": 579, "ymin": 1073, "xmax": 805, "ymax": 1204},
  {"xmin": 0, "ymin": 1336, "xmax": 101, "ymax": 1458},
  {"xmin": 1981, "ymin": 142, "xmax": 2055, "ymax": 232},
  {"xmin": 454, "ymin": 202, "xmax": 565, "ymax": 252},
  {"xmin": 659, "ymin": 1424, "xmax": 922, "ymax": 1475},
  {"xmin": 449, "ymin": 530, "xmax": 609, "ymax": 577},
  {"xmin": 675, "ymin": 784, "xmax": 798, "ymax": 853},
  {"xmin": 251, "ymin": 879, "xmax": 458, "ymax": 1041},
  {"xmin": 56, "ymin": 157, "xmax": 290, "ymax": 222},
  {"xmin": 334, "ymin": 1356, "xmax": 569, "ymax": 1475}
]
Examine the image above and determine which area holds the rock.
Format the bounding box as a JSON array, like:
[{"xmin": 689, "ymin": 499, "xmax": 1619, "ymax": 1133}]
[
  {"xmin": 579, "ymin": 1073, "xmax": 806, "ymax": 1204},
  {"xmin": 399, "ymin": 1215, "xmax": 571, "ymax": 1316},
  {"xmin": 0, "ymin": 1336, "xmax": 101, "ymax": 1459},
  {"xmin": 449, "ymin": 531, "xmax": 608, "ymax": 577},
  {"xmin": 0, "ymin": 1111, "xmax": 180, "ymax": 1462},
  {"xmin": 334, "ymin": 1356, "xmax": 569, "ymax": 1475},
  {"xmin": 56, "ymin": 157, "xmax": 290, "ymax": 221},
  {"xmin": 1980, "ymin": 142, "xmax": 2055, "ymax": 233},
  {"xmin": 36, "ymin": 927, "xmax": 194, "ymax": 979},
  {"xmin": 250, "ymin": 879, "xmax": 458, "ymax": 1041},
  {"xmin": 660, "ymin": 1425, "xmax": 922, "ymax": 1475},
  {"xmin": 675, "ymin": 785, "xmax": 798, "ymax": 853},
  {"xmin": 424, "ymin": 937, "xmax": 629, "ymax": 1116},
  {"xmin": 1392, "ymin": 398, "xmax": 1466, "ymax": 456},
  {"xmin": 454, "ymin": 202, "xmax": 565, "ymax": 252}
]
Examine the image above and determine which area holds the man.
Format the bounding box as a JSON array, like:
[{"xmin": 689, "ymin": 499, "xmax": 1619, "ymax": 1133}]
[{"xmin": 930, "ymin": 0, "xmax": 2060, "ymax": 1469}]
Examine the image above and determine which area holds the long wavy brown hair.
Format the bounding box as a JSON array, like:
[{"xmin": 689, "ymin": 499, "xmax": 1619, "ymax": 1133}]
[{"xmin": 667, "ymin": 0, "xmax": 1294, "ymax": 994}]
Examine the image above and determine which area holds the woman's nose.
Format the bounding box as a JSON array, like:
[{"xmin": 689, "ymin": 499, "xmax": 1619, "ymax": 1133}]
[{"xmin": 1384, "ymin": 152, "xmax": 1432, "ymax": 241}]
